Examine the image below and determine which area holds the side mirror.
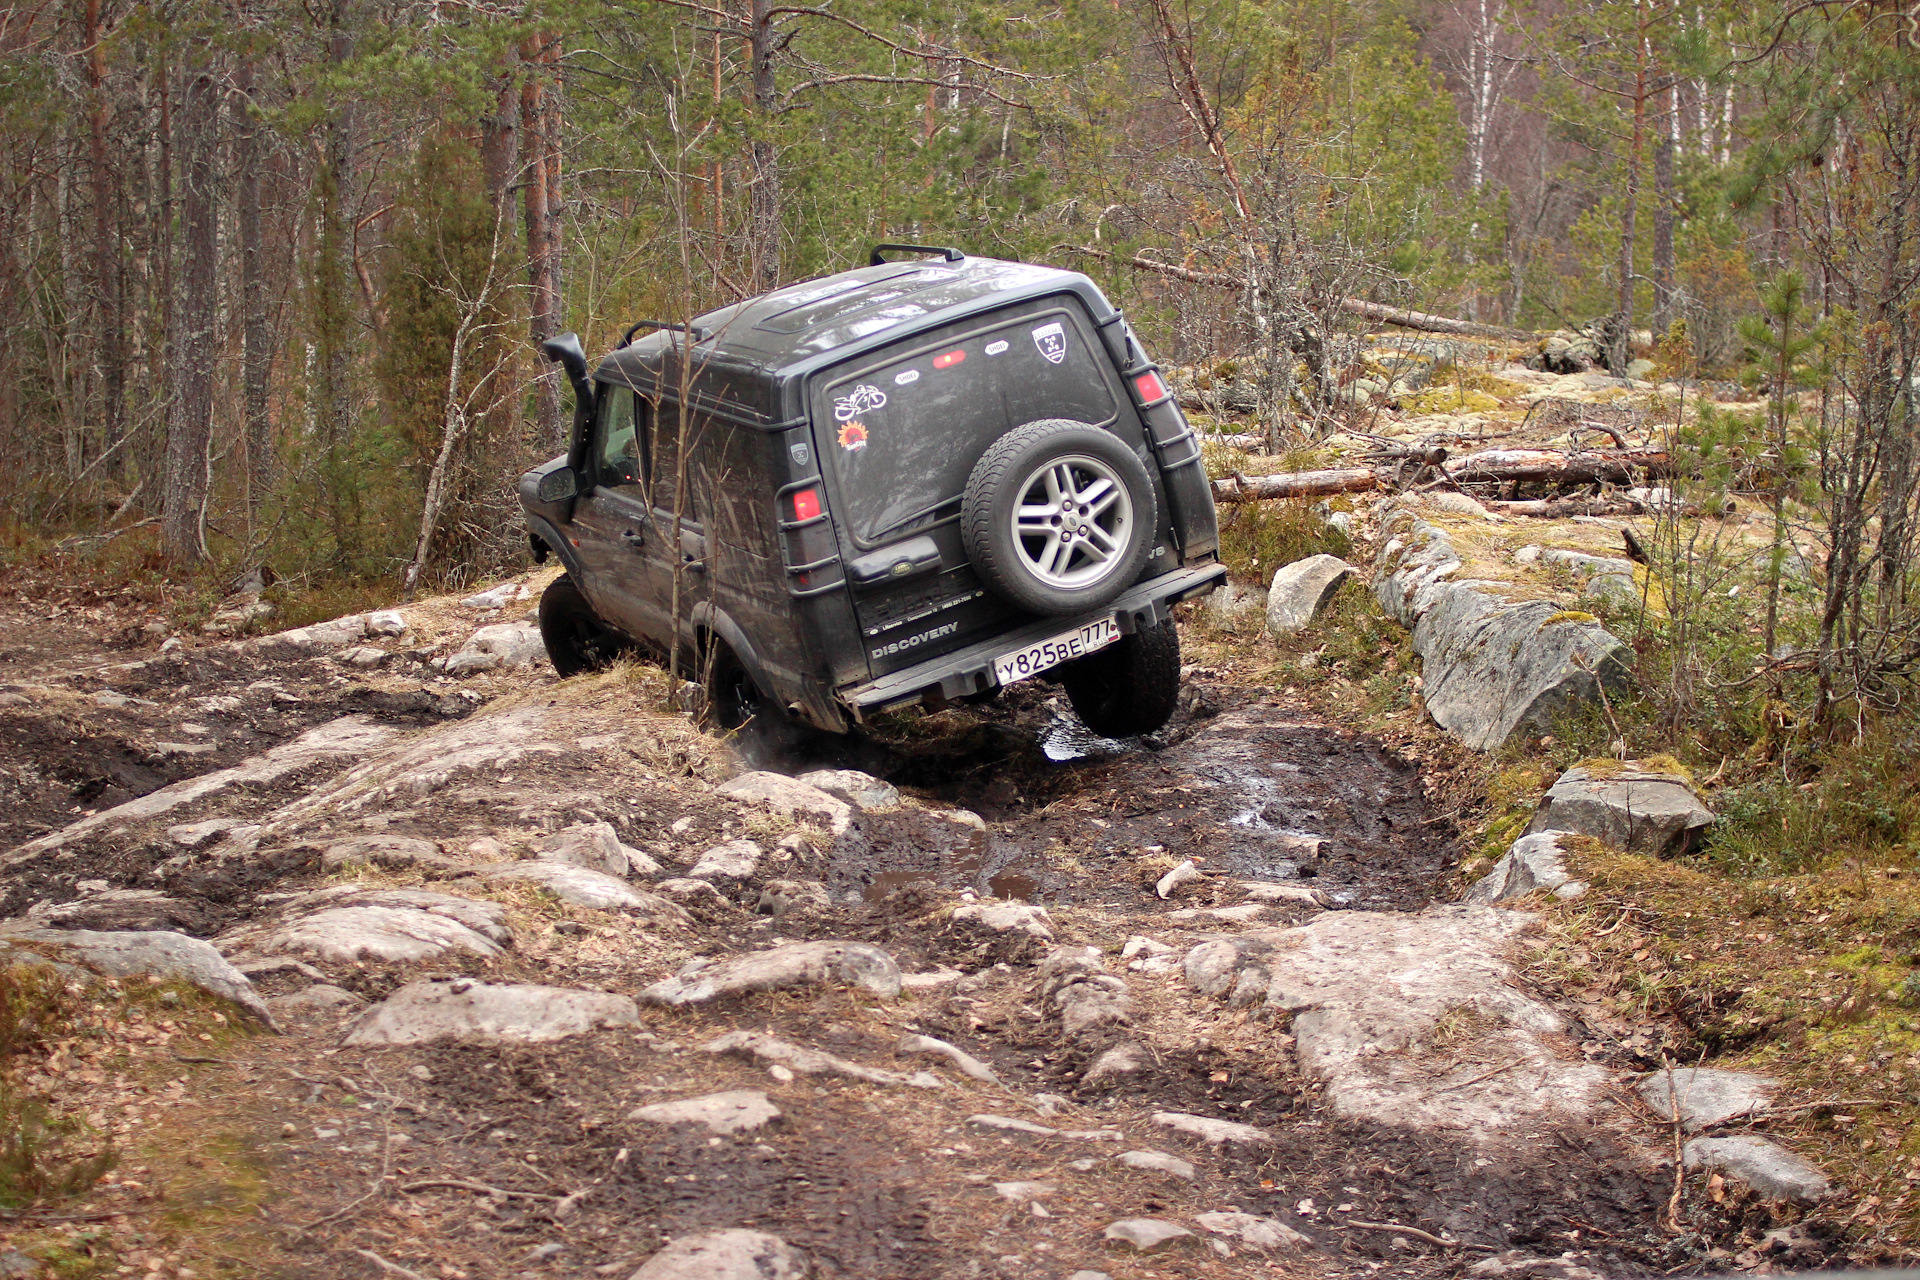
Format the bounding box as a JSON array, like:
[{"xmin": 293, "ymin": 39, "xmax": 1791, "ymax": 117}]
[{"xmin": 535, "ymin": 467, "xmax": 578, "ymax": 503}]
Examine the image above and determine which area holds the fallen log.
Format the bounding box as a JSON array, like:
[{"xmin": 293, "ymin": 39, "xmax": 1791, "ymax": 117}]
[
  {"xmin": 1445, "ymin": 447, "xmax": 1672, "ymax": 484},
  {"xmin": 1212, "ymin": 468, "xmax": 1380, "ymax": 502},
  {"xmin": 1056, "ymin": 244, "xmax": 1537, "ymax": 342},
  {"xmin": 1209, "ymin": 447, "xmax": 1672, "ymax": 504},
  {"xmin": 1481, "ymin": 497, "xmax": 1642, "ymax": 518}
]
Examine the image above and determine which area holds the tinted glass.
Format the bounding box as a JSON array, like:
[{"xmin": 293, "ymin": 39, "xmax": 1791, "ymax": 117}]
[
  {"xmin": 595, "ymin": 386, "xmax": 642, "ymax": 487},
  {"xmin": 822, "ymin": 307, "xmax": 1118, "ymax": 544}
]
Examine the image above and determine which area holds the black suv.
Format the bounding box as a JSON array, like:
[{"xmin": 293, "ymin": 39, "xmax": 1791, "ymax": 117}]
[{"xmin": 519, "ymin": 246, "xmax": 1224, "ymax": 738}]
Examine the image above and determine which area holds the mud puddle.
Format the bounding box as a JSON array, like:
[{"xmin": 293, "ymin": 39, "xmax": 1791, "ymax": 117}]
[{"xmin": 794, "ymin": 676, "xmax": 1456, "ymax": 914}]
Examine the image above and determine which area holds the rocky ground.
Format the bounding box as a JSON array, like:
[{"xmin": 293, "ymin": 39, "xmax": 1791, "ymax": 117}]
[{"xmin": 0, "ymin": 340, "xmax": 1839, "ymax": 1280}]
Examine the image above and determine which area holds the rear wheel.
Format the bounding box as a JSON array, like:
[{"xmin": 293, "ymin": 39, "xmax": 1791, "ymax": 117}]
[
  {"xmin": 538, "ymin": 576, "xmax": 631, "ymax": 677},
  {"xmin": 703, "ymin": 640, "xmax": 772, "ymax": 732},
  {"xmin": 1059, "ymin": 617, "xmax": 1181, "ymax": 738}
]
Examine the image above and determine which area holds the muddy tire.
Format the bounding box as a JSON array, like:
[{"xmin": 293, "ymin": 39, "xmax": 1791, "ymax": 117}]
[
  {"xmin": 703, "ymin": 640, "xmax": 773, "ymax": 733},
  {"xmin": 961, "ymin": 419, "xmax": 1156, "ymax": 617},
  {"xmin": 1060, "ymin": 617, "xmax": 1180, "ymax": 738},
  {"xmin": 538, "ymin": 576, "xmax": 629, "ymax": 677}
]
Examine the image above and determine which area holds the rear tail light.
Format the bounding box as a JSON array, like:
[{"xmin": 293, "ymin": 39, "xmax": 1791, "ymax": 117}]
[
  {"xmin": 1133, "ymin": 370, "xmax": 1169, "ymax": 403},
  {"xmin": 933, "ymin": 348, "xmax": 966, "ymax": 369},
  {"xmin": 792, "ymin": 487, "xmax": 822, "ymax": 521}
]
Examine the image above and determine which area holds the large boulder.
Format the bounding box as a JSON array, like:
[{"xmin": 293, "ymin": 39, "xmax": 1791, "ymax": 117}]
[
  {"xmin": 1465, "ymin": 831, "xmax": 1589, "ymax": 903},
  {"xmin": 629, "ymin": 1230, "xmax": 809, "ymax": 1280},
  {"xmin": 1684, "ymin": 1136, "xmax": 1829, "ymax": 1203},
  {"xmin": 1527, "ymin": 760, "xmax": 1714, "ymax": 856},
  {"xmin": 1375, "ymin": 512, "xmax": 1631, "ymax": 751},
  {"xmin": 0, "ymin": 927, "xmax": 274, "ymax": 1027},
  {"xmin": 440, "ymin": 622, "xmax": 545, "ymax": 676},
  {"xmin": 1266, "ymin": 554, "xmax": 1356, "ymax": 635}
]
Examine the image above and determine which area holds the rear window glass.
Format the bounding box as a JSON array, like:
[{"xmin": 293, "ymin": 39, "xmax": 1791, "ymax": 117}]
[{"xmin": 820, "ymin": 306, "xmax": 1119, "ymax": 545}]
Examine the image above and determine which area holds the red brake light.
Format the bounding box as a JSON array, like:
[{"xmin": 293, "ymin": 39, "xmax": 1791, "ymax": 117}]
[
  {"xmin": 1134, "ymin": 370, "xmax": 1169, "ymax": 402},
  {"xmin": 933, "ymin": 349, "xmax": 966, "ymax": 369},
  {"xmin": 792, "ymin": 488, "xmax": 822, "ymax": 521}
]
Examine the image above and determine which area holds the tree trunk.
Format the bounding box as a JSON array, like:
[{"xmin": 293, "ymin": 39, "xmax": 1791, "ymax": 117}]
[
  {"xmin": 521, "ymin": 36, "xmax": 564, "ymax": 448},
  {"xmin": 233, "ymin": 55, "xmax": 272, "ymax": 514},
  {"xmin": 162, "ymin": 68, "xmax": 217, "ymax": 563},
  {"xmin": 314, "ymin": 0, "xmax": 357, "ymax": 559},
  {"xmin": 86, "ymin": 0, "xmax": 123, "ymax": 470},
  {"xmin": 747, "ymin": 0, "xmax": 781, "ymax": 290},
  {"xmin": 1651, "ymin": 81, "xmax": 1678, "ymax": 337}
]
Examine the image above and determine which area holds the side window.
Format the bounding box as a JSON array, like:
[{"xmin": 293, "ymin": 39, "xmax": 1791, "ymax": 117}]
[
  {"xmin": 646, "ymin": 399, "xmax": 690, "ymax": 520},
  {"xmin": 595, "ymin": 386, "xmax": 643, "ymax": 487}
]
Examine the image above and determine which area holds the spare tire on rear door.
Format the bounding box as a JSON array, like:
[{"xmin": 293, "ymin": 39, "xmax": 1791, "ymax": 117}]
[{"xmin": 960, "ymin": 419, "xmax": 1157, "ymax": 617}]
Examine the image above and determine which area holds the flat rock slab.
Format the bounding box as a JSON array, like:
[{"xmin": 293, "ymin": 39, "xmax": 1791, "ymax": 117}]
[
  {"xmin": 629, "ymin": 1230, "xmax": 808, "ymax": 1280},
  {"xmin": 706, "ymin": 1030, "xmax": 941, "ymax": 1089},
  {"xmin": 1186, "ymin": 906, "xmax": 1609, "ymax": 1131},
  {"xmin": 321, "ymin": 834, "xmax": 450, "ymax": 872},
  {"xmin": 4, "ymin": 716, "xmax": 399, "ymax": 865},
  {"xmin": 630, "ymin": 1090, "xmax": 781, "ymax": 1135},
  {"xmin": 642, "ymin": 940, "xmax": 900, "ymax": 1005},
  {"xmin": 715, "ymin": 772, "xmax": 851, "ymax": 835},
  {"xmin": 1193, "ymin": 1211, "xmax": 1313, "ymax": 1251},
  {"xmin": 949, "ymin": 901, "xmax": 1054, "ymax": 941},
  {"xmin": 224, "ymin": 888, "xmax": 512, "ymax": 965},
  {"xmin": 1151, "ymin": 1112, "xmax": 1272, "ymax": 1146},
  {"xmin": 0, "ymin": 927, "xmax": 274, "ymax": 1027},
  {"xmin": 1466, "ymin": 831, "xmax": 1588, "ymax": 902},
  {"xmin": 1266, "ymin": 554, "xmax": 1356, "ymax": 635},
  {"xmin": 1102, "ymin": 1218, "xmax": 1195, "ymax": 1253},
  {"xmin": 1117, "ymin": 1149, "xmax": 1195, "ymax": 1180},
  {"xmin": 1640, "ymin": 1068, "xmax": 1777, "ymax": 1131},
  {"xmin": 1528, "ymin": 762, "xmax": 1715, "ymax": 856},
  {"xmin": 1684, "ymin": 1135, "xmax": 1830, "ymax": 1203},
  {"xmin": 344, "ymin": 978, "xmax": 640, "ymax": 1046},
  {"xmin": 688, "ymin": 839, "xmax": 762, "ymax": 881},
  {"xmin": 485, "ymin": 862, "xmax": 689, "ymax": 920},
  {"xmin": 795, "ymin": 768, "xmax": 899, "ymax": 809}
]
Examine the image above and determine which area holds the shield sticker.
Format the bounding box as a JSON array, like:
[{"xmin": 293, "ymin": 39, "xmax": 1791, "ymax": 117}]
[
  {"xmin": 1031, "ymin": 321, "xmax": 1067, "ymax": 364},
  {"xmin": 789, "ymin": 440, "xmax": 811, "ymax": 467}
]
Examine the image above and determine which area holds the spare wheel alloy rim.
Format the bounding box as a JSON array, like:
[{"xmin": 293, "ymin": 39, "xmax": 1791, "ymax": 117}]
[{"xmin": 1009, "ymin": 453, "xmax": 1135, "ymax": 590}]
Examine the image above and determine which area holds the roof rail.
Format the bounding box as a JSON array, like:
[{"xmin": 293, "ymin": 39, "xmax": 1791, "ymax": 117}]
[
  {"xmin": 868, "ymin": 243, "xmax": 965, "ymax": 266},
  {"xmin": 619, "ymin": 319, "xmax": 712, "ymax": 348}
]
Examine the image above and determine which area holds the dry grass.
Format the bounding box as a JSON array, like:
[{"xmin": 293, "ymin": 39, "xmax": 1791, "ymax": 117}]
[{"xmin": 1522, "ymin": 846, "xmax": 1920, "ymax": 1260}]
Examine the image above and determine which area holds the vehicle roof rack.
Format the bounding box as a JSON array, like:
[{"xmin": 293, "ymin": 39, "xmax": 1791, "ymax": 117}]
[
  {"xmin": 868, "ymin": 243, "xmax": 965, "ymax": 266},
  {"xmin": 619, "ymin": 318, "xmax": 712, "ymax": 348}
]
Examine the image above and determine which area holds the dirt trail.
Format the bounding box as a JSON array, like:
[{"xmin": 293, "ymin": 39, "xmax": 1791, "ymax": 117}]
[{"xmin": 0, "ymin": 586, "xmax": 1680, "ymax": 1280}]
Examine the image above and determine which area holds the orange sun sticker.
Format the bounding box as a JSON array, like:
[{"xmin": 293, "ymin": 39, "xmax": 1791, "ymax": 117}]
[{"xmin": 837, "ymin": 421, "xmax": 869, "ymax": 451}]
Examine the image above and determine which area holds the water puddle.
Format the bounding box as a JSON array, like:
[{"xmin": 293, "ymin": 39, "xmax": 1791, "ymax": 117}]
[{"xmin": 1037, "ymin": 717, "xmax": 1135, "ymax": 762}]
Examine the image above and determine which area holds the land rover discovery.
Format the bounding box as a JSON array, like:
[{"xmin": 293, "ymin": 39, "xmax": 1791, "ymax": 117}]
[{"xmin": 518, "ymin": 245, "xmax": 1225, "ymax": 739}]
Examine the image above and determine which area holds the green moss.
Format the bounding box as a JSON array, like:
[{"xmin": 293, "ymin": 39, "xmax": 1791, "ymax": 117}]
[{"xmin": 1540, "ymin": 610, "xmax": 1598, "ymax": 628}]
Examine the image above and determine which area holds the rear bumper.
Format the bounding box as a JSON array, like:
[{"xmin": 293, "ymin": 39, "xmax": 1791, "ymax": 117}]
[{"xmin": 839, "ymin": 561, "xmax": 1226, "ymax": 717}]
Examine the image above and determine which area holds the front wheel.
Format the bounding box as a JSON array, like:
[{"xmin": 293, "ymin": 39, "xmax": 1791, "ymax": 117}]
[
  {"xmin": 538, "ymin": 576, "xmax": 631, "ymax": 677},
  {"xmin": 1059, "ymin": 618, "xmax": 1181, "ymax": 738}
]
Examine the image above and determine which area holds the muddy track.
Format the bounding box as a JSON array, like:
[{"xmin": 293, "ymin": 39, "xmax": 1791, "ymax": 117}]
[{"xmin": 0, "ymin": 592, "xmax": 1691, "ymax": 1280}]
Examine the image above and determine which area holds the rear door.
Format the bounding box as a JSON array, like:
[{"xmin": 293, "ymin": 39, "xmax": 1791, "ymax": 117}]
[{"xmin": 809, "ymin": 299, "xmax": 1140, "ymax": 679}]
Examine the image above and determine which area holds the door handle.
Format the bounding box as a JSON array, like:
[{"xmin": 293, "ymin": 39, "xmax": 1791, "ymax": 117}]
[{"xmin": 621, "ymin": 530, "xmax": 646, "ymax": 551}]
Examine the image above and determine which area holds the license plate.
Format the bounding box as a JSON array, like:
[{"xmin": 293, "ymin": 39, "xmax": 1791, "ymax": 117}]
[{"xmin": 992, "ymin": 617, "xmax": 1120, "ymax": 687}]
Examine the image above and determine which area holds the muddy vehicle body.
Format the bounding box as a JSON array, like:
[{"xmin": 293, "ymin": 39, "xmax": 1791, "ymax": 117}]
[{"xmin": 520, "ymin": 246, "xmax": 1224, "ymax": 738}]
